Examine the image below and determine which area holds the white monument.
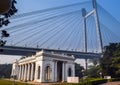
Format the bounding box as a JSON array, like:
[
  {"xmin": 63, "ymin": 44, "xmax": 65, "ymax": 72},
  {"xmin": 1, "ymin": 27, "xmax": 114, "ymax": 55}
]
[{"xmin": 11, "ymin": 50, "xmax": 75, "ymax": 82}]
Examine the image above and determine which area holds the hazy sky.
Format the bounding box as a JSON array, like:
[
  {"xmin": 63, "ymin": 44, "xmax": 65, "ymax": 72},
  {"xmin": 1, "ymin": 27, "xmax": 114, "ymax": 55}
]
[
  {"xmin": 0, "ymin": 0, "xmax": 120, "ymax": 65},
  {"xmin": 16, "ymin": 0, "xmax": 120, "ymax": 21}
]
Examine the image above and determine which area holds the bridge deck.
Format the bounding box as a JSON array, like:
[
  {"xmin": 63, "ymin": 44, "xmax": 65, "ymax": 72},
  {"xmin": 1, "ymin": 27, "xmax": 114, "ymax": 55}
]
[{"xmin": 0, "ymin": 46, "xmax": 102, "ymax": 59}]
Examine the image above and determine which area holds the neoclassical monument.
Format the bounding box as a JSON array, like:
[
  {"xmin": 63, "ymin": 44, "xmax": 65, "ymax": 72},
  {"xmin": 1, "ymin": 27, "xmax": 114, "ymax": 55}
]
[{"xmin": 11, "ymin": 50, "xmax": 75, "ymax": 82}]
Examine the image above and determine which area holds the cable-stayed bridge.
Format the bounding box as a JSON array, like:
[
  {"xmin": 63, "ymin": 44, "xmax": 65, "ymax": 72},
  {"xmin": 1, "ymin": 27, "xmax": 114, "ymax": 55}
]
[{"xmin": 0, "ymin": 0, "xmax": 120, "ymax": 61}]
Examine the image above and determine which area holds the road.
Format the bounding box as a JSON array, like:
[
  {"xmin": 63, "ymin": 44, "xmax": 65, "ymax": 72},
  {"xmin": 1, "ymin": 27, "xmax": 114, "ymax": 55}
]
[{"xmin": 101, "ymin": 81, "xmax": 120, "ymax": 85}]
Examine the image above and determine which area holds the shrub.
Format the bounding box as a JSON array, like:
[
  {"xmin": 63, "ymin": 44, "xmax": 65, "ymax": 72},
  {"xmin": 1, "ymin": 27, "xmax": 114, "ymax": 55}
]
[
  {"xmin": 53, "ymin": 78, "xmax": 108, "ymax": 85},
  {"xmin": 88, "ymin": 79, "xmax": 108, "ymax": 85},
  {"xmin": 108, "ymin": 78, "xmax": 120, "ymax": 82}
]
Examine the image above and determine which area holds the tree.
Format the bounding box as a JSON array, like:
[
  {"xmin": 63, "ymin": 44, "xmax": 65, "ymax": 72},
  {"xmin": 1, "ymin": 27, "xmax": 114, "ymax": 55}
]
[
  {"xmin": 111, "ymin": 43, "xmax": 120, "ymax": 78},
  {"xmin": 100, "ymin": 43, "xmax": 120, "ymax": 78},
  {"xmin": 84, "ymin": 65, "xmax": 101, "ymax": 78},
  {"xmin": 75, "ymin": 63, "xmax": 84, "ymax": 78},
  {"xmin": 0, "ymin": 0, "xmax": 17, "ymax": 48},
  {"xmin": 0, "ymin": 64, "xmax": 12, "ymax": 78},
  {"xmin": 0, "ymin": 0, "xmax": 17, "ymax": 27},
  {"xmin": 88, "ymin": 58, "xmax": 99, "ymax": 67}
]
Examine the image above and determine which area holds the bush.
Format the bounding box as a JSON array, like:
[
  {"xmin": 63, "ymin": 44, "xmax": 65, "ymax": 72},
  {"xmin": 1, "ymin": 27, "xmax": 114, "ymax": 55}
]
[
  {"xmin": 88, "ymin": 79, "xmax": 108, "ymax": 85},
  {"xmin": 53, "ymin": 78, "xmax": 108, "ymax": 85}
]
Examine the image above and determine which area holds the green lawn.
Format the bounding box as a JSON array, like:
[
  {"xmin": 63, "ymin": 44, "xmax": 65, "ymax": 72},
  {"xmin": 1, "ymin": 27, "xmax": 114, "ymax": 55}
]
[{"xmin": 0, "ymin": 79, "xmax": 33, "ymax": 85}]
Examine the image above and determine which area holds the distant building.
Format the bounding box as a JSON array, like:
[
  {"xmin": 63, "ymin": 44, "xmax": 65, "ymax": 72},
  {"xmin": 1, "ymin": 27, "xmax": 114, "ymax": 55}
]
[{"xmin": 11, "ymin": 50, "xmax": 75, "ymax": 82}]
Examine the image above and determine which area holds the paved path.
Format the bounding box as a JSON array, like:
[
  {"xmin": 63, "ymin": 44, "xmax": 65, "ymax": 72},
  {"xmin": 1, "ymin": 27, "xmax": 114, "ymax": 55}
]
[{"xmin": 101, "ymin": 81, "xmax": 120, "ymax": 85}]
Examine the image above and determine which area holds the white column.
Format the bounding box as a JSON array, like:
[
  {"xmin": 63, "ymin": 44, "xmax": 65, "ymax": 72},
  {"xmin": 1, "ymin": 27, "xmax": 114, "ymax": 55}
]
[
  {"xmin": 72, "ymin": 63, "xmax": 75, "ymax": 77},
  {"xmin": 30, "ymin": 63, "xmax": 34, "ymax": 81},
  {"xmin": 64, "ymin": 62, "xmax": 67, "ymax": 81},
  {"xmin": 24, "ymin": 64, "xmax": 27, "ymax": 81},
  {"xmin": 11, "ymin": 65, "xmax": 14, "ymax": 76},
  {"xmin": 27, "ymin": 64, "xmax": 30, "ymax": 81},
  {"xmin": 26, "ymin": 64, "xmax": 28, "ymax": 81},
  {"xmin": 16, "ymin": 65, "xmax": 19, "ymax": 79},
  {"xmin": 62, "ymin": 62, "xmax": 65, "ymax": 82},
  {"xmin": 54, "ymin": 61, "xmax": 57, "ymax": 82},
  {"xmin": 21, "ymin": 65, "xmax": 24, "ymax": 80},
  {"xmin": 18, "ymin": 65, "xmax": 22, "ymax": 80},
  {"xmin": 34, "ymin": 62, "xmax": 37, "ymax": 81},
  {"xmin": 40, "ymin": 66, "xmax": 42, "ymax": 81}
]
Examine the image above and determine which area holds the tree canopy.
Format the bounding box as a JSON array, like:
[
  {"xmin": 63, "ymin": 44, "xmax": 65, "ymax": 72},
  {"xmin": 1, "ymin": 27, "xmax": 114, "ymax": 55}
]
[
  {"xmin": 75, "ymin": 63, "xmax": 84, "ymax": 78},
  {"xmin": 0, "ymin": 64, "xmax": 12, "ymax": 78},
  {"xmin": 100, "ymin": 43, "xmax": 120, "ymax": 78}
]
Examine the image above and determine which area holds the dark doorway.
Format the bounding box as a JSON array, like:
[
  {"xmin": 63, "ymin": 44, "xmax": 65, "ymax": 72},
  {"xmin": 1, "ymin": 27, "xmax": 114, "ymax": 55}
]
[
  {"xmin": 57, "ymin": 61, "xmax": 63, "ymax": 82},
  {"xmin": 68, "ymin": 68, "xmax": 72, "ymax": 77}
]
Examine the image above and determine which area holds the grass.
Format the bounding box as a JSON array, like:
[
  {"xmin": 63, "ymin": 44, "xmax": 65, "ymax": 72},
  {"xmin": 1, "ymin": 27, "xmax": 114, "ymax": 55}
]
[
  {"xmin": 0, "ymin": 79, "xmax": 33, "ymax": 85},
  {"xmin": 0, "ymin": 78, "xmax": 109, "ymax": 85}
]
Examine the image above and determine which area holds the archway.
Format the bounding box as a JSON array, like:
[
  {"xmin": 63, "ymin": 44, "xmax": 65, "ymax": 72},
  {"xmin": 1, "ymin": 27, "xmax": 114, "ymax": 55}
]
[{"xmin": 45, "ymin": 66, "xmax": 51, "ymax": 80}]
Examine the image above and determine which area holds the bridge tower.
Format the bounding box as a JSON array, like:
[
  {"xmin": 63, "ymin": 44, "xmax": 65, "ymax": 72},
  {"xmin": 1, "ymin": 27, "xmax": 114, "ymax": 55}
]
[
  {"xmin": 82, "ymin": 0, "xmax": 103, "ymax": 53},
  {"xmin": 92, "ymin": 0, "xmax": 103, "ymax": 53},
  {"xmin": 82, "ymin": 0, "xmax": 103, "ymax": 69}
]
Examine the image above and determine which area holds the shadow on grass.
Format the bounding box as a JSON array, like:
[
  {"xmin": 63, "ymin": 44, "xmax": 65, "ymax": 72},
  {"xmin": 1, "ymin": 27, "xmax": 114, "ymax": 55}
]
[{"xmin": 0, "ymin": 79, "xmax": 33, "ymax": 85}]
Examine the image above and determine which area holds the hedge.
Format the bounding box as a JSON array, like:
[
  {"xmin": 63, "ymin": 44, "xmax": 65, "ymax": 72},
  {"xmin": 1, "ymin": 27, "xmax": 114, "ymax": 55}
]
[
  {"xmin": 88, "ymin": 79, "xmax": 108, "ymax": 85},
  {"xmin": 108, "ymin": 78, "xmax": 120, "ymax": 82},
  {"xmin": 53, "ymin": 78, "xmax": 108, "ymax": 85}
]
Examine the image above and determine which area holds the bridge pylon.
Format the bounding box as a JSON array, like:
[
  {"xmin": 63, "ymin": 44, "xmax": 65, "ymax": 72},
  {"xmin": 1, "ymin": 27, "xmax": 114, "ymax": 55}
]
[
  {"xmin": 92, "ymin": 0, "xmax": 103, "ymax": 53},
  {"xmin": 81, "ymin": 0, "xmax": 103, "ymax": 70},
  {"xmin": 81, "ymin": 0, "xmax": 103, "ymax": 53}
]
